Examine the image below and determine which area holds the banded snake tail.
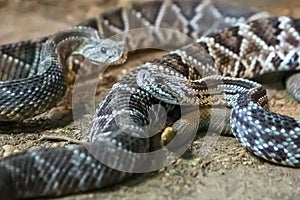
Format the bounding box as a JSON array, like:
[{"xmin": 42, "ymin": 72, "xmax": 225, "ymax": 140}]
[{"xmin": 0, "ymin": 0, "xmax": 300, "ymax": 199}]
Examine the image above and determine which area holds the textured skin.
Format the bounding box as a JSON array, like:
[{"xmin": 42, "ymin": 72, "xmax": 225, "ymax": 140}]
[
  {"xmin": 1, "ymin": 0, "xmax": 300, "ymax": 199},
  {"xmin": 0, "ymin": 26, "xmax": 125, "ymax": 121}
]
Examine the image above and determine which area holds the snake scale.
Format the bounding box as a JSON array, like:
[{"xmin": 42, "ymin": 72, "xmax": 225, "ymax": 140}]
[{"xmin": 1, "ymin": 0, "xmax": 300, "ymax": 199}]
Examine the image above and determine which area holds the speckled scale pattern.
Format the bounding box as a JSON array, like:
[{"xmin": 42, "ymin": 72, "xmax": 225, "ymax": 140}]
[
  {"xmin": 0, "ymin": 144, "xmax": 131, "ymax": 199},
  {"xmin": 0, "ymin": 26, "xmax": 107, "ymax": 121},
  {"xmin": 0, "ymin": 37, "xmax": 48, "ymax": 81},
  {"xmin": 231, "ymin": 89, "xmax": 300, "ymax": 166},
  {"xmin": 0, "ymin": 36, "xmax": 67, "ymax": 121},
  {"xmin": 0, "ymin": 57, "xmax": 67, "ymax": 121}
]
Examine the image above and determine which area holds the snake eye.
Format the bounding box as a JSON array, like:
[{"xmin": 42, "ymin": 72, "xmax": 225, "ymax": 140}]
[{"xmin": 101, "ymin": 47, "xmax": 107, "ymax": 54}]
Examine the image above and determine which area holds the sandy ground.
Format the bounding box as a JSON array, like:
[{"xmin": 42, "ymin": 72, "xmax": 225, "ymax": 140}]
[{"xmin": 1, "ymin": 0, "xmax": 300, "ymax": 199}]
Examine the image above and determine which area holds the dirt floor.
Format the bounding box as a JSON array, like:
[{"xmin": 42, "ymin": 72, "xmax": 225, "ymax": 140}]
[{"xmin": 1, "ymin": 0, "xmax": 300, "ymax": 200}]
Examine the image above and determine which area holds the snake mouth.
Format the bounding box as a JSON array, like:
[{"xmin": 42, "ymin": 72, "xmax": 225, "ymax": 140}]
[
  {"xmin": 84, "ymin": 52, "xmax": 127, "ymax": 66},
  {"xmin": 114, "ymin": 53, "xmax": 128, "ymax": 65}
]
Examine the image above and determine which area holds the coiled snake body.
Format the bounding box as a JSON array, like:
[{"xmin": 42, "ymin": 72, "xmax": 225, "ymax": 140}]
[{"xmin": 1, "ymin": 0, "xmax": 300, "ymax": 199}]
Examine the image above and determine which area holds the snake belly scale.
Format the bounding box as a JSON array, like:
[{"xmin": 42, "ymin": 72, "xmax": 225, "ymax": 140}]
[{"xmin": 0, "ymin": 0, "xmax": 300, "ymax": 199}]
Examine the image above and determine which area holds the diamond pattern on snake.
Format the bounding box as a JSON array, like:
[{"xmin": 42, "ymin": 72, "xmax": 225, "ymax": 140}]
[{"xmin": 0, "ymin": 0, "xmax": 300, "ymax": 199}]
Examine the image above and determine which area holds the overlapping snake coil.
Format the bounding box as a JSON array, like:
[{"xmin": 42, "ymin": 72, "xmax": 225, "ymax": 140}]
[{"xmin": 0, "ymin": 1, "xmax": 300, "ymax": 199}]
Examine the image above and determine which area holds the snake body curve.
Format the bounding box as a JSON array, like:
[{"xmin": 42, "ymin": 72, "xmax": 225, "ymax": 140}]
[{"xmin": 0, "ymin": 1, "xmax": 300, "ymax": 199}]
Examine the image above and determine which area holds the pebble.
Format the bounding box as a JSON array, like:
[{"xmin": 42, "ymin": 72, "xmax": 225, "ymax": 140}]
[{"xmin": 190, "ymin": 170, "xmax": 199, "ymax": 177}]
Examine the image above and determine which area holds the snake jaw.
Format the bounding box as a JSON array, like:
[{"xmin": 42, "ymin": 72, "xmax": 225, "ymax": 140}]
[{"xmin": 115, "ymin": 53, "xmax": 128, "ymax": 65}]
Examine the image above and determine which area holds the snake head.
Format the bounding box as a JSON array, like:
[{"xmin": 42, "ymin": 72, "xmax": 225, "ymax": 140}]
[{"xmin": 80, "ymin": 39, "xmax": 127, "ymax": 65}]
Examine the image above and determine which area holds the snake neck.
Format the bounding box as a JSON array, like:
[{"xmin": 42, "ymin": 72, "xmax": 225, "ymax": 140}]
[{"xmin": 37, "ymin": 26, "xmax": 101, "ymax": 75}]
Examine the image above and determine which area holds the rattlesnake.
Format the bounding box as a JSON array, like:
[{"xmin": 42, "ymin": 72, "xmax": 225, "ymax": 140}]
[{"xmin": 0, "ymin": 0, "xmax": 300, "ymax": 199}]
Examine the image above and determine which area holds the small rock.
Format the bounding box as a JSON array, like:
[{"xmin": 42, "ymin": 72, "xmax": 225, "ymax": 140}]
[{"xmin": 190, "ymin": 170, "xmax": 199, "ymax": 177}]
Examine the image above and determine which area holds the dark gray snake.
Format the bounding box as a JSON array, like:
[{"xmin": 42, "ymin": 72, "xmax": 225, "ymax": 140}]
[{"xmin": 1, "ymin": 0, "xmax": 300, "ymax": 199}]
